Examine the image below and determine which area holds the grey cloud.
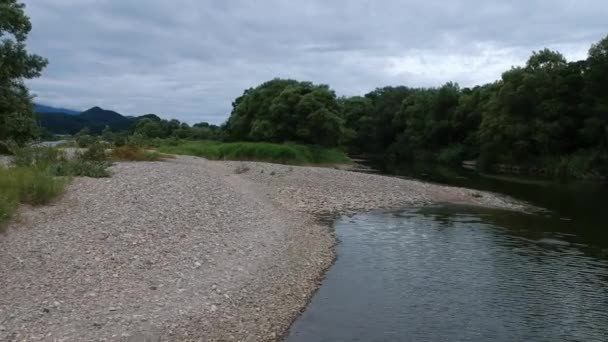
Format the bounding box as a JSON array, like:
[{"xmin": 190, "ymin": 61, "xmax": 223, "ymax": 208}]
[{"xmin": 22, "ymin": 0, "xmax": 608, "ymax": 124}]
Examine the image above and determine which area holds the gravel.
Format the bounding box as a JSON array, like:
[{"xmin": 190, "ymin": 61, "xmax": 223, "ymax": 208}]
[{"xmin": 0, "ymin": 156, "xmax": 524, "ymax": 341}]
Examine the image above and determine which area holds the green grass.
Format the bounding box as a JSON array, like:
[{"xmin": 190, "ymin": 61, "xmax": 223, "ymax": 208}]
[
  {"xmin": 110, "ymin": 146, "xmax": 173, "ymax": 162},
  {"xmin": 157, "ymin": 141, "xmax": 351, "ymax": 165},
  {"xmin": 0, "ymin": 146, "xmax": 114, "ymax": 229},
  {"xmin": 0, "ymin": 166, "xmax": 68, "ymax": 229}
]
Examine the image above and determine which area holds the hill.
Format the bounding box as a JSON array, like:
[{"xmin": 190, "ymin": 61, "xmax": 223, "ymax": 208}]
[{"xmin": 37, "ymin": 106, "xmax": 135, "ymax": 135}]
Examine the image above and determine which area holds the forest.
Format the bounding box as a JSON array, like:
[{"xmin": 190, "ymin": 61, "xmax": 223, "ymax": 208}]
[{"xmin": 224, "ymin": 36, "xmax": 608, "ymax": 178}]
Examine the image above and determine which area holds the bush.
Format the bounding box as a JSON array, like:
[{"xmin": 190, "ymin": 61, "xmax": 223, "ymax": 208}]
[
  {"xmin": 110, "ymin": 146, "xmax": 167, "ymax": 161},
  {"xmin": 127, "ymin": 133, "xmax": 148, "ymax": 148},
  {"xmin": 67, "ymin": 160, "xmax": 111, "ymax": 178},
  {"xmin": 553, "ymin": 152, "xmax": 606, "ymax": 180},
  {"xmin": 436, "ymin": 145, "xmax": 465, "ymax": 165},
  {"xmin": 0, "ymin": 191, "xmax": 18, "ymax": 226},
  {"xmin": 12, "ymin": 146, "xmax": 66, "ymax": 168},
  {"xmin": 157, "ymin": 141, "xmax": 351, "ymax": 165},
  {"xmin": 76, "ymin": 135, "xmax": 97, "ymax": 148},
  {"xmin": 78, "ymin": 142, "xmax": 108, "ymax": 162},
  {"xmin": 0, "ymin": 166, "xmax": 68, "ymax": 228}
]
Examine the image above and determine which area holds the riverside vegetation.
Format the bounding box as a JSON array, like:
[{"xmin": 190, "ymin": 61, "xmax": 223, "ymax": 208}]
[
  {"xmin": 9, "ymin": 0, "xmax": 603, "ymax": 180},
  {"xmin": 0, "ymin": 143, "xmax": 167, "ymax": 229},
  {"xmin": 33, "ymin": 34, "xmax": 608, "ymax": 179},
  {"xmin": 10, "ymin": 0, "xmax": 603, "ymax": 181},
  {"xmin": 156, "ymin": 141, "xmax": 350, "ymax": 165}
]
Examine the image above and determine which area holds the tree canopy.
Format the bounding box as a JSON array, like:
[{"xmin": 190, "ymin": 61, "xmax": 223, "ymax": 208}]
[
  {"xmin": 225, "ymin": 79, "xmax": 346, "ymax": 147},
  {"xmin": 221, "ymin": 35, "xmax": 608, "ymax": 177},
  {"xmin": 0, "ymin": 0, "xmax": 48, "ymax": 144}
]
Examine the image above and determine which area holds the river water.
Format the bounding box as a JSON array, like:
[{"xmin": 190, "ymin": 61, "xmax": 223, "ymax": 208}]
[{"xmin": 287, "ymin": 165, "xmax": 608, "ymax": 342}]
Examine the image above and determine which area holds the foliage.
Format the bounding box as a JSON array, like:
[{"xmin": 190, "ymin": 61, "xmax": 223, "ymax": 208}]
[
  {"xmin": 50, "ymin": 160, "xmax": 111, "ymax": 178},
  {"xmin": 436, "ymin": 145, "xmax": 466, "ymax": 165},
  {"xmin": 110, "ymin": 146, "xmax": 168, "ymax": 161},
  {"xmin": 0, "ymin": 0, "xmax": 48, "ymax": 144},
  {"xmin": 75, "ymin": 127, "xmax": 98, "ymax": 148},
  {"xmin": 11, "ymin": 145, "xmax": 66, "ymax": 167},
  {"xmin": 9, "ymin": 145, "xmax": 111, "ymax": 178},
  {"xmin": 1, "ymin": 166, "xmax": 66, "ymax": 204},
  {"xmin": 225, "ymin": 79, "xmax": 346, "ymax": 147},
  {"xmin": 330, "ymin": 35, "xmax": 608, "ymax": 179},
  {"xmin": 78, "ymin": 141, "xmax": 108, "ymax": 161},
  {"xmin": 157, "ymin": 140, "xmax": 351, "ymax": 165},
  {"xmin": 0, "ymin": 166, "xmax": 66, "ymax": 214}
]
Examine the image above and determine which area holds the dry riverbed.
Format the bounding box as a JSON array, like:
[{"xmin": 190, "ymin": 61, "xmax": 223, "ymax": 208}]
[{"xmin": 0, "ymin": 156, "xmax": 523, "ymax": 341}]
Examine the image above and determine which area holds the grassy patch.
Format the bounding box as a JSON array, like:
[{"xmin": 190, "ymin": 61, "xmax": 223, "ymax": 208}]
[
  {"xmin": 157, "ymin": 141, "xmax": 351, "ymax": 165},
  {"xmin": 0, "ymin": 166, "xmax": 68, "ymax": 229},
  {"xmin": 0, "ymin": 146, "xmax": 114, "ymax": 229},
  {"xmin": 49, "ymin": 160, "xmax": 111, "ymax": 178},
  {"xmin": 110, "ymin": 146, "xmax": 171, "ymax": 161}
]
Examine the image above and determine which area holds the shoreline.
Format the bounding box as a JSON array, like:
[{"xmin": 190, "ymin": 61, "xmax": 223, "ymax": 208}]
[{"xmin": 0, "ymin": 156, "xmax": 524, "ymax": 341}]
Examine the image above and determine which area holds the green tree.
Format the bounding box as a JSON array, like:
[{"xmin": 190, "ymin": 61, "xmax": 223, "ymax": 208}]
[
  {"xmin": 134, "ymin": 118, "xmax": 165, "ymax": 138},
  {"xmin": 226, "ymin": 79, "xmax": 345, "ymax": 146},
  {"xmin": 0, "ymin": 0, "xmax": 48, "ymax": 144}
]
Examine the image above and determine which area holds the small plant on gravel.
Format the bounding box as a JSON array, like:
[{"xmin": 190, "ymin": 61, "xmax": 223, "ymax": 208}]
[
  {"xmin": 0, "ymin": 166, "xmax": 68, "ymax": 229},
  {"xmin": 234, "ymin": 164, "xmax": 250, "ymax": 174},
  {"xmin": 49, "ymin": 160, "xmax": 111, "ymax": 178}
]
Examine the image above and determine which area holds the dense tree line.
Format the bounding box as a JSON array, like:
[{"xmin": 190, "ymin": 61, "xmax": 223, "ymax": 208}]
[
  {"xmin": 133, "ymin": 115, "xmax": 223, "ymax": 140},
  {"xmin": 225, "ymin": 35, "xmax": 608, "ymax": 177}
]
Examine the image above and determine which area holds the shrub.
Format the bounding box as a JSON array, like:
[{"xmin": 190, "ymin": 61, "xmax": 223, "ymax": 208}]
[
  {"xmin": 436, "ymin": 145, "xmax": 465, "ymax": 165},
  {"xmin": 12, "ymin": 146, "xmax": 66, "ymax": 168},
  {"xmin": 0, "ymin": 166, "xmax": 68, "ymax": 228},
  {"xmin": 78, "ymin": 142, "xmax": 108, "ymax": 162},
  {"xmin": 127, "ymin": 133, "xmax": 148, "ymax": 148},
  {"xmin": 110, "ymin": 146, "xmax": 167, "ymax": 161},
  {"xmin": 0, "ymin": 191, "xmax": 18, "ymax": 226},
  {"xmin": 66, "ymin": 160, "xmax": 111, "ymax": 178},
  {"xmin": 157, "ymin": 141, "xmax": 351, "ymax": 165},
  {"xmin": 553, "ymin": 152, "xmax": 605, "ymax": 180},
  {"xmin": 76, "ymin": 134, "xmax": 97, "ymax": 148}
]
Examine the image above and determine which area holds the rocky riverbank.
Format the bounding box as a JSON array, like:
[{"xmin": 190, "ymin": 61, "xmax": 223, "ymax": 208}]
[{"xmin": 0, "ymin": 156, "xmax": 523, "ymax": 341}]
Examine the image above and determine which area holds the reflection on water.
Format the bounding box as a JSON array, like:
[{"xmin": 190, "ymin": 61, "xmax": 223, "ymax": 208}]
[
  {"xmin": 287, "ymin": 206, "xmax": 608, "ymax": 342},
  {"xmin": 378, "ymin": 162, "xmax": 608, "ymax": 246}
]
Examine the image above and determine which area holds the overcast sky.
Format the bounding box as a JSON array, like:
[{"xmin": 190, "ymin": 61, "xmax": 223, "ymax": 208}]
[{"xmin": 22, "ymin": 0, "xmax": 608, "ymax": 124}]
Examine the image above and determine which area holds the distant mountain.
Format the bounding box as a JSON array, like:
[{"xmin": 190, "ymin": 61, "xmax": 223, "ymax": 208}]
[
  {"xmin": 80, "ymin": 106, "xmax": 127, "ymax": 123},
  {"xmin": 38, "ymin": 106, "xmax": 137, "ymax": 135},
  {"xmin": 34, "ymin": 103, "xmax": 81, "ymax": 115}
]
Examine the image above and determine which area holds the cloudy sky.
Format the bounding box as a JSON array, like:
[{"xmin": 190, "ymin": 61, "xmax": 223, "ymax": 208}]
[{"xmin": 22, "ymin": 0, "xmax": 608, "ymax": 124}]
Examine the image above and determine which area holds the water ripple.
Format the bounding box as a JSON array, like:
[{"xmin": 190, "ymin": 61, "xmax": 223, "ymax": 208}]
[{"xmin": 288, "ymin": 206, "xmax": 608, "ymax": 342}]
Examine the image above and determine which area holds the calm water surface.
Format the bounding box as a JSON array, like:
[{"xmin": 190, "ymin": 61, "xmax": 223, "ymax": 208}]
[{"xmin": 287, "ymin": 165, "xmax": 608, "ymax": 342}]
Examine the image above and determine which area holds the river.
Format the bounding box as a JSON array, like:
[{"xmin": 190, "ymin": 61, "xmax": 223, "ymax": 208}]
[{"xmin": 287, "ymin": 163, "xmax": 608, "ymax": 342}]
